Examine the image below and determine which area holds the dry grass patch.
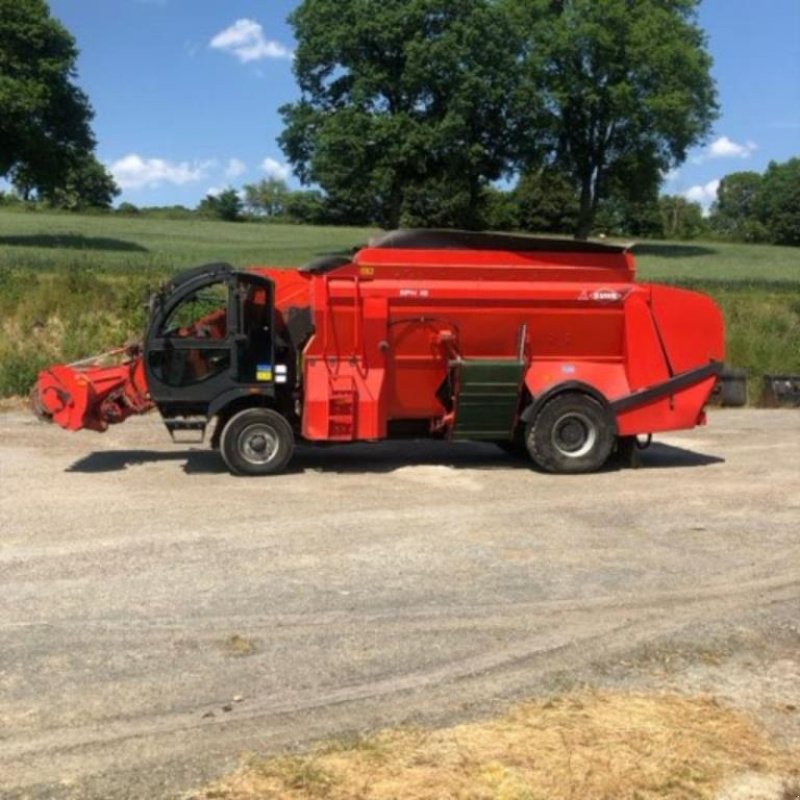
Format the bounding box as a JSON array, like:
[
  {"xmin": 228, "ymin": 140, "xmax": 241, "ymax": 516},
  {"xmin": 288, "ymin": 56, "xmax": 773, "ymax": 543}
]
[
  {"xmin": 221, "ymin": 634, "xmax": 258, "ymax": 658},
  {"xmin": 192, "ymin": 691, "xmax": 798, "ymax": 800},
  {"xmin": 0, "ymin": 395, "xmax": 27, "ymax": 412}
]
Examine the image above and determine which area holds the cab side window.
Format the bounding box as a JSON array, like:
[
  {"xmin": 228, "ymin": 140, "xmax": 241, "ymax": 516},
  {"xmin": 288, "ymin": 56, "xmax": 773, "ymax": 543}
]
[
  {"xmin": 162, "ymin": 283, "xmax": 228, "ymax": 339},
  {"xmin": 150, "ymin": 282, "xmax": 231, "ymax": 386}
]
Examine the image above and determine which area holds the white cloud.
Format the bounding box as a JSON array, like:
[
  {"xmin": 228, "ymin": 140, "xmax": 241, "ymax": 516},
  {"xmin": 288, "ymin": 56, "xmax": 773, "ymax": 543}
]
[
  {"xmin": 210, "ymin": 19, "xmax": 292, "ymax": 63},
  {"xmin": 708, "ymin": 135, "xmax": 757, "ymax": 159},
  {"xmin": 109, "ymin": 154, "xmax": 216, "ymax": 190},
  {"xmin": 684, "ymin": 179, "xmax": 720, "ymax": 211},
  {"xmin": 225, "ymin": 158, "xmax": 247, "ymax": 179},
  {"xmin": 662, "ymin": 168, "xmax": 681, "ymax": 182},
  {"xmin": 692, "ymin": 136, "xmax": 758, "ymax": 164},
  {"xmin": 261, "ymin": 157, "xmax": 291, "ymax": 181}
]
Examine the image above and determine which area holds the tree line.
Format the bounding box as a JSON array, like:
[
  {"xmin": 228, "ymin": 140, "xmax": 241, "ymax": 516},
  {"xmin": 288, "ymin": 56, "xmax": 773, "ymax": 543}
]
[
  {"xmin": 2, "ymin": 0, "xmax": 798, "ymax": 245},
  {"xmin": 32, "ymin": 154, "xmax": 782, "ymax": 248}
]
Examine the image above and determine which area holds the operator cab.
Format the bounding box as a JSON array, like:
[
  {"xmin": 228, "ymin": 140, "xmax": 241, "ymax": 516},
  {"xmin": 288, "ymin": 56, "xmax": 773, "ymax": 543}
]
[{"xmin": 145, "ymin": 263, "xmax": 277, "ymax": 431}]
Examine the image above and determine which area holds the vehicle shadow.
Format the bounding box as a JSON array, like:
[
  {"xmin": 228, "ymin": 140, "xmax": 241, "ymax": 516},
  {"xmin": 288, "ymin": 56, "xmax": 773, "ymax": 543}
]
[
  {"xmin": 632, "ymin": 242, "xmax": 717, "ymax": 259},
  {"xmin": 67, "ymin": 449, "xmax": 224, "ymax": 474},
  {"xmin": 290, "ymin": 441, "xmax": 528, "ymax": 474},
  {"xmin": 65, "ymin": 440, "xmax": 723, "ymax": 476},
  {"xmin": 0, "ymin": 234, "xmax": 148, "ymax": 252},
  {"xmin": 613, "ymin": 442, "xmax": 725, "ymax": 470}
]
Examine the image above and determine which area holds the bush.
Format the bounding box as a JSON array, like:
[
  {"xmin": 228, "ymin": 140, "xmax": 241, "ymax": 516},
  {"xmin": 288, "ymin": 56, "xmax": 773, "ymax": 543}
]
[
  {"xmin": 0, "ymin": 265, "xmax": 159, "ymax": 397},
  {"xmin": 285, "ymin": 190, "xmax": 328, "ymax": 225},
  {"xmin": 0, "ymin": 191, "xmax": 22, "ymax": 207}
]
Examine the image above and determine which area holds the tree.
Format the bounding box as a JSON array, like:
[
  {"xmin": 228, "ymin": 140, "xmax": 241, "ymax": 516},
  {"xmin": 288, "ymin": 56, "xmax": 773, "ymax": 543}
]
[
  {"xmin": 197, "ymin": 189, "xmax": 243, "ymax": 222},
  {"xmin": 514, "ymin": 169, "xmax": 579, "ymax": 235},
  {"xmin": 279, "ymin": 0, "xmax": 532, "ymax": 229},
  {"xmin": 594, "ymin": 150, "xmax": 663, "ymax": 238},
  {"xmin": 756, "ymin": 159, "xmax": 800, "ymax": 246},
  {"xmin": 510, "ymin": 0, "xmax": 718, "ymax": 238},
  {"xmin": 47, "ymin": 154, "xmax": 119, "ymax": 210},
  {"xmin": 710, "ymin": 171, "xmax": 767, "ymax": 242},
  {"xmin": 243, "ymin": 178, "xmax": 289, "ymax": 218},
  {"xmin": 708, "ymin": 161, "xmax": 800, "ymax": 245},
  {"xmin": 483, "ymin": 187, "xmax": 520, "ymax": 231},
  {"xmin": 659, "ymin": 196, "xmax": 706, "ymax": 240},
  {"xmin": 0, "ymin": 0, "xmax": 98, "ymax": 197}
]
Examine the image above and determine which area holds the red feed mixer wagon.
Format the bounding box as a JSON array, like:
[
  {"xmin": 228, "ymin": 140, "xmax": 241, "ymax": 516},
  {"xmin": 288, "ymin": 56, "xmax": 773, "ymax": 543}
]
[{"xmin": 32, "ymin": 230, "xmax": 725, "ymax": 476}]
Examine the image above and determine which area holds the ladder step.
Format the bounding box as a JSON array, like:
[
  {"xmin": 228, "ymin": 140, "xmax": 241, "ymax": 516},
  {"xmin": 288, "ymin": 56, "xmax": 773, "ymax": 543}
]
[
  {"xmin": 165, "ymin": 419, "xmax": 207, "ymax": 444},
  {"xmin": 328, "ymin": 383, "xmax": 358, "ymax": 440}
]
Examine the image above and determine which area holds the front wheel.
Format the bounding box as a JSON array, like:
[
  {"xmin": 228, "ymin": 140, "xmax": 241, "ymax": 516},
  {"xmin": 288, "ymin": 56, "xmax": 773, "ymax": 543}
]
[
  {"xmin": 526, "ymin": 393, "xmax": 615, "ymax": 474},
  {"xmin": 220, "ymin": 407, "xmax": 295, "ymax": 476}
]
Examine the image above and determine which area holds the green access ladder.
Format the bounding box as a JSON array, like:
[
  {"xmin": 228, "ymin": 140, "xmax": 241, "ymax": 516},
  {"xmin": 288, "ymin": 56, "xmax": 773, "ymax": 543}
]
[{"xmin": 451, "ymin": 359, "xmax": 526, "ymax": 442}]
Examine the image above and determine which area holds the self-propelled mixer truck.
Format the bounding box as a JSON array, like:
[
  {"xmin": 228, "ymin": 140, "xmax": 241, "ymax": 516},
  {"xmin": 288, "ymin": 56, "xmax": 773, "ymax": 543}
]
[{"xmin": 31, "ymin": 230, "xmax": 724, "ymax": 476}]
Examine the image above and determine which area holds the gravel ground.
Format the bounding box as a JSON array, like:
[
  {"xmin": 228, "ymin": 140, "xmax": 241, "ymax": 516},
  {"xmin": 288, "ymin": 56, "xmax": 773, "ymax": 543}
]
[{"xmin": 0, "ymin": 409, "xmax": 798, "ymax": 799}]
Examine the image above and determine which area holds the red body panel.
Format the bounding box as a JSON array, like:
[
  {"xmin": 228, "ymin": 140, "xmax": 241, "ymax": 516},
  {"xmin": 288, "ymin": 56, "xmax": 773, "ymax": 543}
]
[{"xmin": 649, "ymin": 285, "xmax": 725, "ymax": 373}]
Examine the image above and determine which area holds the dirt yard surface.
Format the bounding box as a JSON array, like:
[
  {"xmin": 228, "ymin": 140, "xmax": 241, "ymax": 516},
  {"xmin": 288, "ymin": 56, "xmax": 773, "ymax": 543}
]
[{"xmin": 1, "ymin": 409, "xmax": 798, "ymax": 799}]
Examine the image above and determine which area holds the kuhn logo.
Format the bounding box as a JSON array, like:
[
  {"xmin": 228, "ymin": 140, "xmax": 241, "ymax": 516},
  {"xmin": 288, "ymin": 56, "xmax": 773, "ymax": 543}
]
[{"xmin": 579, "ymin": 288, "xmax": 625, "ymax": 303}]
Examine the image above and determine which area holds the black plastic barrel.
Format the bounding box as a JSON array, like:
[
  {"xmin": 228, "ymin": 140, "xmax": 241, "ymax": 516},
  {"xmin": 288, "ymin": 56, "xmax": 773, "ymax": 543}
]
[
  {"xmin": 710, "ymin": 366, "xmax": 748, "ymax": 407},
  {"xmin": 762, "ymin": 375, "xmax": 800, "ymax": 407}
]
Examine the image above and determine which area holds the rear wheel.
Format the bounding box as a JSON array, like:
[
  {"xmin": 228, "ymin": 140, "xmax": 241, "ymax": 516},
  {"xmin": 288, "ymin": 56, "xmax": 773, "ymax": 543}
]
[
  {"xmin": 220, "ymin": 407, "xmax": 294, "ymax": 476},
  {"xmin": 526, "ymin": 393, "xmax": 614, "ymax": 474}
]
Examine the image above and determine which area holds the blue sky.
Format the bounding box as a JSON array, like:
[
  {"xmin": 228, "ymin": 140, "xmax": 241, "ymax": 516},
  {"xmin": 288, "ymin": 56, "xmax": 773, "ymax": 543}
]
[{"xmin": 48, "ymin": 0, "xmax": 800, "ymax": 210}]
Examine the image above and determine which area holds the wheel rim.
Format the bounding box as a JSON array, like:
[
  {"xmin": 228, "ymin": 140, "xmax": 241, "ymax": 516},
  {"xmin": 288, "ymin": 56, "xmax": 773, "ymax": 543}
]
[
  {"xmin": 238, "ymin": 423, "xmax": 280, "ymax": 466},
  {"xmin": 551, "ymin": 412, "xmax": 597, "ymax": 459}
]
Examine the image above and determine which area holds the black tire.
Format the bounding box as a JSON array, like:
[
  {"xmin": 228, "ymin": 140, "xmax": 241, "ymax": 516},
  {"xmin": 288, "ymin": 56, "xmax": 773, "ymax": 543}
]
[
  {"xmin": 220, "ymin": 408, "xmax": 294, "ymax": 476},
  {"xmin": 526, "ymin": 392, "xmax": 615, "ymax": 474}
]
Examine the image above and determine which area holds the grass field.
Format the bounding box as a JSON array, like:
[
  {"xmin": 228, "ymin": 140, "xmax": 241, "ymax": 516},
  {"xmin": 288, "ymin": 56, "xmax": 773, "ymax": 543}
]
[
  {"xmin": 0, "ymin": 209, "xmax": 376, "ymax": 273},
  {"xmin": 1, "ymin": 209, "xmax": 798, "ymax": 400},
  {"xmin": 2, "ymin": 208, "xmax": 800, "ymax": 282}
]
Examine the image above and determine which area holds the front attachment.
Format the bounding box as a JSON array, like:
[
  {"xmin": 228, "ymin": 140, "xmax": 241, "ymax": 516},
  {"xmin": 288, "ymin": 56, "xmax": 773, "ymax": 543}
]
[{"xmin": 32, "ymin": 346, "xmax": 153, "ymax": 432}]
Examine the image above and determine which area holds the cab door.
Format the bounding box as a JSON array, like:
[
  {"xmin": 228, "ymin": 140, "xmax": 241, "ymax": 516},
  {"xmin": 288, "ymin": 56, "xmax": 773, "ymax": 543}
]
[{"xmin": 145, "ymin": 264, "xmax": 275, "ymax": 414}]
